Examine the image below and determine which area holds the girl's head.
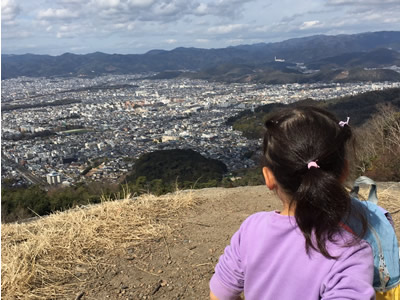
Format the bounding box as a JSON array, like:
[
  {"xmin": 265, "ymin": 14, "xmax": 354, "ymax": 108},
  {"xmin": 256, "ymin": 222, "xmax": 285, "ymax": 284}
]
[{"xmin": 262, "ymin": 105, "xmax": 355, "ymax": 258}]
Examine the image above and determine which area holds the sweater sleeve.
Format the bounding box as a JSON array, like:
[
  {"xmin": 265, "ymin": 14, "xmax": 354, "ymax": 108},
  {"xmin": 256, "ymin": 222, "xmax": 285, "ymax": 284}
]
[
  {"xmin": 210, "ymin": 226, "xmax": 245, "ymax": 300},
  {"xmin": 321, "ymin": 240, "xmax": 375, "ymax": 300}
]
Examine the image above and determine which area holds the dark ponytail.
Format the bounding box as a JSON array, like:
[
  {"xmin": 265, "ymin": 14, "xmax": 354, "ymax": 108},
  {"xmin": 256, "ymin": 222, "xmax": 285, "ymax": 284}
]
[
  {"xmin": 295, "ymin": 169, "xmax": 350, "ymax": 258},
  {"xmin": 263, "ymin": 105, "xmax": 365, "ymax": 259}
]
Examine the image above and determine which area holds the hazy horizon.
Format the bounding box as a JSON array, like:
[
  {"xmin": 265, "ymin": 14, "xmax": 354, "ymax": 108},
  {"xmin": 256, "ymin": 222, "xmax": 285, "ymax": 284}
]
[{"xmin": 2, "ymin": 30, "xmax": 398, "ymax": 56}]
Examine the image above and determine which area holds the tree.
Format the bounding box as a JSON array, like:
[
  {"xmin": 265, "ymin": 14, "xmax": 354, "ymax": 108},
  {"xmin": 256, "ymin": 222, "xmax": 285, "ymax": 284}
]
[
  {"xmin": 149, "ymin": 179, "xmax": 165, "ymax": 196},
  {"xmin": 135, "ymin": 176, "xmax": 148, "ymax": 193},
  {"xmin": 355, "ymin": 103, "xmax": 400, "ymax": 180}
]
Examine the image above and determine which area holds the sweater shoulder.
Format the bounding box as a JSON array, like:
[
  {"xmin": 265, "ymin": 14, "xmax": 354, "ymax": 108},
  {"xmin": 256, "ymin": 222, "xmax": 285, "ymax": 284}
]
[
  {"xmin": 241, "ymin": 211, "xmax": 273, "ymax": 227},
  {"xmin": 239, "ymin": 211, "xmax": 287, "ymax": 234}
]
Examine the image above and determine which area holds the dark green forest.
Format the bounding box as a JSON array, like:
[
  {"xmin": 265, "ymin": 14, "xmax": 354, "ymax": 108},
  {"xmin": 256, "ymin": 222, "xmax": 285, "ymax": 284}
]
[{"xmin": 126, "ymin": 149, "xmax": 227, "ymax": 185}]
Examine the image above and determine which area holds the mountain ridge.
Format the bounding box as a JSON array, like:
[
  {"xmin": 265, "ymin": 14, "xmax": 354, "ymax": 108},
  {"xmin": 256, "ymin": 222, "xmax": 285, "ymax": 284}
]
[{"xmin": 3, "ymin": 31, "xmax": 400, "ymax": 80}]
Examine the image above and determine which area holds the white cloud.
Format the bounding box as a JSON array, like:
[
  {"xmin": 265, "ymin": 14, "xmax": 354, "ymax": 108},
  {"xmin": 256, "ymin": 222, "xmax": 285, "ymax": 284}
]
[
  {"xmin": 2, "ymin": 30, "xmax": 31, "ymax": 39},
  {"xmin": 1, "ymin": 0, "xmax": 21, "ymax": 24},
  {"xmin": 327, "ymin": 0, "xmax": 399, "ymax": 5},
  {"xmin": 208, "ymin": 24, "xmax": 247, "ymax": 34},
  {"xmin": 203, "ymin": 0, "xmax": 255, "ymax": 19},
  {"xmin": 254, "ymin": 25, "xmax": 271, "ymax": 33},
  {"xmin": 56, "ymin": 32, "xmax": 72, "ymax": 38},
  {"xmin": 112, "ymin": 21, "xmax": 135, "ymax": 30},
  {"xmin": 165, "ymin": 39, "xmax": 177, "ymax": 44},
  {"xmin": 70, "ymin": 46, "xmax": 89, "ymax": 52},
  {"xmin": 383, "ymin": 16, "xmax": 400, "ymax": 23},
  {"xmin": 363, "ymin": 13, "xmax": 382, "ymax": 21},
  {"xmin": 329, "ymin": 6, "xmax": 400, "ymax": 27},
  {"xmin": 85, "ymin": 0, "xmax": 197, "ymax": 24},
  {"xmin": 152, "ymin": 1, "xmax": 180, "ymax": 16},
  {"xmin": 60, "ymin": 0, "xmax": 84, "ymax": 4},
  {"xmin": 90, "ymin": 0, "xmax": 121, "ymax": 8},
  {"xmin": 113, "ymin": 23, "xmax": 126, "ymax": 29},
  {"xmin": 195, "ymin": 38, "xmax": 209, "ymax": 43},
  {"xmin": 195, "ymin": 3, "xmax": 208, "ymax": 15},
  {"xmin": 128, "ymin": 0, "xmax": 154, "ymax": 7},
  {"xmin": 38, "ymin": 8, "xmax": 80, "ymax": 19},
  {"xmin": 227, "ymin": 38, "xmax": 244, "ymax": 44},
  {"xmin": 88, "ymin": 0, "xmax": 123, "ymax": 10},
  {"xmin": 300, "ymin": 20, "xmax": 321, "ymax": 30},
  {"xmin": 56, "ymin": 30, "xmax": 81, "ymax": 38},
  {"xmin": 55, "ymin": 23, "xmax": 85, "ymax": 38},
  {"xmin": 59, "ymin": 25, "xmax": 70, "ymax": 31}
]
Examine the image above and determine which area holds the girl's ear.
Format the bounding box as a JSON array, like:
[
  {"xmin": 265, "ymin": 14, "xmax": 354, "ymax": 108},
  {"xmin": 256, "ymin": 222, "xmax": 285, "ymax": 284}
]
[{"xmin": 262, "ymin": 167, "xmax": 277, "ymax": 190}]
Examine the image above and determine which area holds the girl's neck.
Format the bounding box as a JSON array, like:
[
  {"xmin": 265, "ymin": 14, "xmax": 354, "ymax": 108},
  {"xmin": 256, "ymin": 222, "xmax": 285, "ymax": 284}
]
[
  {"xmin": 279, "ymin": 204, "xmax": 295, "ymax": 216},
  {"xmin": 276, "ymin": 188, "xmax": 295, "ymax": 216}
]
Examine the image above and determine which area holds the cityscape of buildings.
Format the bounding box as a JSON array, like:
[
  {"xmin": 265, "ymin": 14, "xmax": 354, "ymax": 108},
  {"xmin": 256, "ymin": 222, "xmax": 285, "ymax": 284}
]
[{"xmin": 2, "ymin": 74, "xmax": 400, "ymax": 187}]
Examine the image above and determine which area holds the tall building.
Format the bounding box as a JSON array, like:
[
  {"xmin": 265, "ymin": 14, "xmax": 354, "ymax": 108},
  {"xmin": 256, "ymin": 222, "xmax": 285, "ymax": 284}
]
[{"xmin": 46, "ymin": 172, "xmax": 61, "ymax": 185}]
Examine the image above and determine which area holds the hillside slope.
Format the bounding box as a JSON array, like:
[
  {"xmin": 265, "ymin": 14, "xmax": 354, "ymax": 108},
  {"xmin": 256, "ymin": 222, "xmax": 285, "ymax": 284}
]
[
  {"xmin": 228, "ymin": 88, "xmax": 400, "ymax": 139},
  {"xmin": 2, "ymin": 184, "xmax": 400, "ymax": 299}
]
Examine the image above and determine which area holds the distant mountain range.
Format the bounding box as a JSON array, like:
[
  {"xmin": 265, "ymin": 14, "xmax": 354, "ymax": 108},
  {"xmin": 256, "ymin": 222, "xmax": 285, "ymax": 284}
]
[
  {"xmin": 307, "ymin": 47, "xmax": 400, "ymax": 69},
  {"xmin": 165, "ymin": 56, "xmax": 400, "ymax": 84},
  {"xmin": 2, "ymin": 31, "xmax": 400, "ymax": 83}
]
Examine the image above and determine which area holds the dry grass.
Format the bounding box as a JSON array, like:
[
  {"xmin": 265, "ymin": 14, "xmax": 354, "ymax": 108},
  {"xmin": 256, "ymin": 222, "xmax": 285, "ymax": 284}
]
[
  {"xmin": 356, "ymin": 183, "xmax": 400, "ymax": 213},
  {"xmin": 1, "ymin": 190, "xmax": 196, "ymax": 299},
  {"xmin": 355, "ymin": 183, "xmax": 400, "ymax": 238}
]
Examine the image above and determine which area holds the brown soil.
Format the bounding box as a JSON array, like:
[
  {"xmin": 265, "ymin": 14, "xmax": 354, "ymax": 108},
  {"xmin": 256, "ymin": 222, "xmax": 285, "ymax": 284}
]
[{"xmin": 72, "ymin": 183, "xmax": 400, "ymax": 300}]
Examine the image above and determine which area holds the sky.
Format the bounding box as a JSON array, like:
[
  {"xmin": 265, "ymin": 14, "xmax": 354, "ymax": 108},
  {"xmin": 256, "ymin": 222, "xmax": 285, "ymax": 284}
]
[{"xmin": 2, "ymin": 0, "xmax": 400, "ymax": 55}]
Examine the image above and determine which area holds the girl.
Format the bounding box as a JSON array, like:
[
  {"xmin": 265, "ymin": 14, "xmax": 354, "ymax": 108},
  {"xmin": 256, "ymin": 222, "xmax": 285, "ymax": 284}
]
[{"xmin": 210, "ymin": 106, "xmax": 374, "ymax": 299}]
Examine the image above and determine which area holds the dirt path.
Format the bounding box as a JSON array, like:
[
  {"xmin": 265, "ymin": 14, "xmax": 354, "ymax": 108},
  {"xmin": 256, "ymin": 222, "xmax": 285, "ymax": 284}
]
[{"xmin": 78, "ymin": 184, "xmax": 400, "ymax": 300}]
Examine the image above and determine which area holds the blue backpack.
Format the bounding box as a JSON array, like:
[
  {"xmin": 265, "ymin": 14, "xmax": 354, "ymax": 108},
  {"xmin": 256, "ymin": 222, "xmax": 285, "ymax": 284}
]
[{"xmin": 346, "ymin": 176, "xmax": 400, "ymax": 298}]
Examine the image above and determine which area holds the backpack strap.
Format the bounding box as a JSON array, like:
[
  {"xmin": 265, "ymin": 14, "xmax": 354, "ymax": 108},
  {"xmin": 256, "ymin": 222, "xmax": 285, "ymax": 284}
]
[
  {"xmin": 369, "ymin": 225, "xmax": 391, "ymax": 290},
  {"xmin": 343, "ymin": 212, "xmax": 391, "ymax": 290},
  {"xmin": 339, "ymin": 222, "xmax": 355, "ymax": 235},
  {"xmin": 350, "ymin": 176, "xmax": 378, "ymax": 205}
]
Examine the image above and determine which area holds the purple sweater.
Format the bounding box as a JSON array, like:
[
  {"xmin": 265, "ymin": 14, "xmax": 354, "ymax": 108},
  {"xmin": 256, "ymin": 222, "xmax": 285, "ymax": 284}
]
[{"xmin": 210, "ymin": 211, "xmax": 374, "ymax": 300}]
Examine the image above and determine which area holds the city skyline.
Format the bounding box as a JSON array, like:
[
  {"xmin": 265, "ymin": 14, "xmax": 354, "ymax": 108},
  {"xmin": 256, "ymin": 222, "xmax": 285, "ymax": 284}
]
[{"xmin": 2, "ymin": 0, "xmax": 400, "ymax": 55}]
